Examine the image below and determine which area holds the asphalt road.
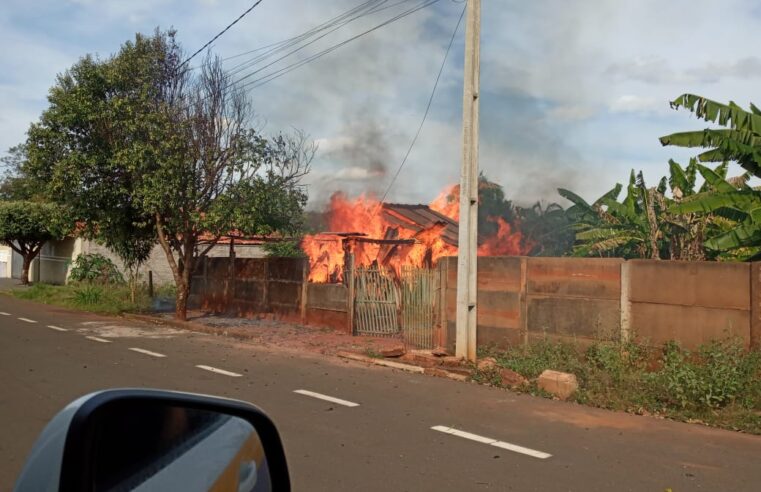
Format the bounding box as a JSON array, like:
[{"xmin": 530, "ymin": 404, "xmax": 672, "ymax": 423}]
[{"xmin": 2, "ymin": 295, "xmax": 761, "ymax": 491}]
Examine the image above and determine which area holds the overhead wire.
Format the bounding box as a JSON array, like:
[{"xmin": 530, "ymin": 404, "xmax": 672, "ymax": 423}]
[
  {"xmin": 231, "ymin": 0, "xmax": 442, "ymax": 91},
  {"xmin": 180, "ymin": 0, "xmax": 266, "ymax": 68},
  {"xmin": 375, "ymin": 2, "xmax": 466, "ymax": 212},
  {"xmin": 223, "ymin": 0, "xmax": 391, "ymax": 76}
]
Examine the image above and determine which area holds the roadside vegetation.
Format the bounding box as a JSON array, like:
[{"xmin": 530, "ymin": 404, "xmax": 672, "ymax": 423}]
[
  {"xmin": 474, "ymin": 337, "xmax": 761, "ymax": 434},
  {"xmin": 6, "ymin": 254, "xmax": 174, "ymax": 315}
]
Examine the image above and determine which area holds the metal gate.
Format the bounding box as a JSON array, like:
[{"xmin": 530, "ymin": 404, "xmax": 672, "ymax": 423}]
[
  {"xmin": 353, "ymin": 266, "xmax": 439, "ymax": 349},
  {"xmin": 400, "ymin": 267, "xmax": 439, "ymax": 349},
  {"xmin": 353, "ymin": 267, "xmax": 400, "ymax": 337}
]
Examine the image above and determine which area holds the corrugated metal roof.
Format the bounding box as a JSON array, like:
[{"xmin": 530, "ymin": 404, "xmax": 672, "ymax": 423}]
[{"xmin": 381, "ymin": 203, "xmax": 459, "ymax": 247}]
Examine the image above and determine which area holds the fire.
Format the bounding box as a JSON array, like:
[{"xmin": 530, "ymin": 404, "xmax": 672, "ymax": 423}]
[
  {"xmin": 430, "ymin": 184, "xmax": 460, "ymax": 221},
  {"xmin": 302, "ymin": 184, "xmax": 533, "ymax": 283},
  {"xmin": 301, "ymin": 193, "xmax": 458, "ymax": 282},
  {"xmin": 477, "ymin": 216, "xmax": 527, "ymax": 256}
]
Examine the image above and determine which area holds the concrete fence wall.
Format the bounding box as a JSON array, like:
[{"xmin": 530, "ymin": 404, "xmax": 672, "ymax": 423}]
[
  {"xmin": 188, "ymin": 255, "xmax": 758, "ymax": 351},
  {"xmin": 440, "ymin": 256, "xmax": 758, "ymax": 351}
]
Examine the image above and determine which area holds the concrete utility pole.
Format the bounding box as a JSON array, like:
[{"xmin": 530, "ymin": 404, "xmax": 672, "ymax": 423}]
[{"xmin": 456, "ymin": 0, "xmax": 480, "ymax": 361}]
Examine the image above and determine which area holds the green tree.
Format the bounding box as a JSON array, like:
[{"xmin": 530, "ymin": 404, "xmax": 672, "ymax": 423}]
[
  {"xmin": 26, "ymin": 30, "xmax": 312, "ymax": 320},
  {"xmin": 0, "ymin": 144, "xmax": 44, "ymax": 201},
  {"xmin": 516, "ymin": 201, "xmax": 574, "ymax": 256},
  {"xmin": 0, "ymin": 201, "xmax": 69, "ymax": 284}
]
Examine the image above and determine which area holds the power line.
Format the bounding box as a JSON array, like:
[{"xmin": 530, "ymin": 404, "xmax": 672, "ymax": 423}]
[
  {"xmin": 223, "ymin": 0, "xmax": 387, "ymax": 72},
  {"xmin": 223, "ymin": 0, "xmax": 417, "ymax": 78},
  {"xmin": 375, "ymin": 2, "xmax": 466, "ymax": 211},
  {"xmin": 180, "ymin": 0, "xmax": 266, "ymax": 68},
  {"xmin": 233, "ymin": 0, "xmax": 441, "ymax": 91}
]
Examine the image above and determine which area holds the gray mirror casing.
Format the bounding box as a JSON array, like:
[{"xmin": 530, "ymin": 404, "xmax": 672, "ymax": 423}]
[{"xmin": 13, "ymin": 389, "xmax": 290, "ymax": 492}]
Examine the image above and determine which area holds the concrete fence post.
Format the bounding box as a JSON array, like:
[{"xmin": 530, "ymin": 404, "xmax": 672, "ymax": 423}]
[
  {"xmin": 520, "ymin": 257, "xmax": 528, "ymax": 347},
  {"xmin": 620, "ymin": 261, "xmax": 631, "ymax": 343},
  {"xmin": 751, "ymin": 262, "xmax": 761, "ymax": 350},
  {"xmin": 300, "ymin": 259, "xmax": 308, "ymax": 324}
]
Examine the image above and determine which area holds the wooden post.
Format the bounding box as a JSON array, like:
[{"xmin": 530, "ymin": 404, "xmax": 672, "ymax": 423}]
[
  {"xmin": 203, "ymin": 256, "xmax": 209, "ymax": 293},
  {"xmin": 347, "ymin": 252, "xmax": 355, "ymax": 335},
  {"xmin": 437, "ymin": 258, "xmax": 449, "ymax": 351},
  {"xmin": 148, "ymin": 270, "xmax": 154, "ymax": 298},
  {"xmin": 262, "ymin": 257, "xmax": 270, "ymax": 312},
  {"xmin": 228, "ymin": 238, "xmax": 236, "ymax": 311},
  {"xmin": 300, "ymin": 258, "xmax": 308, "ymax": 324}
]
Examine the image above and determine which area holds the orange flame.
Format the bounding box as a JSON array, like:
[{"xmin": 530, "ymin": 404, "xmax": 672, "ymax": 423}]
[
  {"xmin": 430, "ymin": 184, "xmax": 460, "ymax": 221},
  {"xmin": 303, "ymin": 184, "xmax": 533, "ymax": 283}
]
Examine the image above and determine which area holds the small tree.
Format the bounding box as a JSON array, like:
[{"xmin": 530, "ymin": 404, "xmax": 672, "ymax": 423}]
[{"xmin": 0, "ymin": 201, "xmax": 69, "ymax": 284}]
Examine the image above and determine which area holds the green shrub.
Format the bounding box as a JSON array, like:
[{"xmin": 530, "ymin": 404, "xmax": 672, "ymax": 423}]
[
  {"xmin": 69, "ymin": 253, "xmax": 124, "ymax": 284},
  {"xmin": 650, "ymin": 340, "xmax": 761, "ymax": 410},
  {"xmin": 493, "ymin": 339, "xmax": 585, "ymax": 379},
  {"xmin": 71, "ymin": 284, "xmax": 104, "ymax": 306},
  {"xmin": 262, "ymin": 240, "xmax": 305, "ymax": 258}
]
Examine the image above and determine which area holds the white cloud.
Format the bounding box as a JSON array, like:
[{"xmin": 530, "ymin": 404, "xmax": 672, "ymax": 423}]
[{"xmin": 609, "ymin": 95, "xmax": 664, "ymax": 114}]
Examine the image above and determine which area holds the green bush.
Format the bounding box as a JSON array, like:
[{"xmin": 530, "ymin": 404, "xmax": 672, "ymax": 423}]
[
  {"xmin": 69, "ymin": 253, "xmax": 124, "ymax": 284},
  {"xmin": 71, "ymin": 284, "xmax": 104, "ymax": 306},
  {"xmin": 493, "ymin": 339, "xmax": 586, "ymax": 379},
  {"xmin": 650, "ymin": 340, "xmax": 761, "ymax": 410},
  {"xmin": 262, "ymin": 240, "xmax": 305, "ymax": 258}
]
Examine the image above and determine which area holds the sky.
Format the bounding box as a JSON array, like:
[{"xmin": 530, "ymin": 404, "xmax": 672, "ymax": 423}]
[{"xmin": 2, "ymin": 0, "xmax": 761, "ymax": 209}]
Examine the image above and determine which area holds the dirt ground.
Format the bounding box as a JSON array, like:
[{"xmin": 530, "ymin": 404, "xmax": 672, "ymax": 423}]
[{"xmin": 155, "ymin": 310, "xmax": 406, "ymax": 357}]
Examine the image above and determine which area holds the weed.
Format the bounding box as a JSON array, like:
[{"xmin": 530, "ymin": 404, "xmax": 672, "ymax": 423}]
[{"xmin": 481, "ymin": 337, "xmax": 761, "ymax": 434}]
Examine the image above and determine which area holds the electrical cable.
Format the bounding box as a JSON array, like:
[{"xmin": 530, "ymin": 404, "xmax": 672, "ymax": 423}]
[{"xmin": 375, "ymin": 2, "xmax": 466, "ymax": 212}]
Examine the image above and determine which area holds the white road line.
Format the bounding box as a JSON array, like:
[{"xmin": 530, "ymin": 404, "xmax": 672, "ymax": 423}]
[
  {"xmin": 0, "ymin": 311, "xmax": 10, "ymax": 316},
  {"xmin": 196, "ymin": 365, "xmax": 242, "ymax": 378},
  {"xmin": 128, "ymin": 347, "xmax": 166, "ymax": 358},
  {"xmin": 293, "ymin": 389, "xmax": 360, "ymax": 408},
  {"xmin": 431, "ymin": 426, "xmax": 552, "ymax": 460},
  {"xmin": 47, "ymin": 325, "xmax": 68, "ymax": 332},
  {"xmin": 85, "ymin": 336, "xmax": 112, "ymax": 343},
  {"xmin": 17, "ymin": 317, "xmax": 37, "ymax": 323}
]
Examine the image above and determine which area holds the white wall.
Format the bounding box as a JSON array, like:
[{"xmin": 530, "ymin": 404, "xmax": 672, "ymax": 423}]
[{"xmin": 0, "ymin": 245, "xmax": 11, "ymax": 278}]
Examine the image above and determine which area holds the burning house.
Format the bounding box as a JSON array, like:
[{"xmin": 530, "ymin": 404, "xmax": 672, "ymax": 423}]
[{"xmin": 302, "ymin": 186, "xmax": 531, "ymax": 283}]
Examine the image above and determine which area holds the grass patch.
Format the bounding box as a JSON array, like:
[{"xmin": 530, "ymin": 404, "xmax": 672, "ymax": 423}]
[
  {"xmin": 11, "ymin": 282, "xmax": 152, "ymax": 315},
  {"xmin": 480, "ymin": 338, "xmax": 761, "ymax": 434}
]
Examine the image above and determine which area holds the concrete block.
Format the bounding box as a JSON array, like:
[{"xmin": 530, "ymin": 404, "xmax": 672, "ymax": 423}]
[
  {"xmin": 537, "ymin": 370, "xmax": 578, "ymax": 400},
  {"xmin": 500, "ymin": 368, "xmax": 528, "ymax": 388}
]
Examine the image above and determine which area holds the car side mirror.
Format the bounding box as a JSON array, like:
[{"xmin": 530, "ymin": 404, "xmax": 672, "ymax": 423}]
[{"xmin": 14, "ymin": 389, "xmax": 290, "ymax": 492}]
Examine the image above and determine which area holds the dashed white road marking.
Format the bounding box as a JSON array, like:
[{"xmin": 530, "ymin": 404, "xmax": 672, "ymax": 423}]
[
  {"xmin": 431, "ymin": 426, "xmax": 552, "ymax": 460},
  {"xmin": 196, "ymin": 365, "xmax": 242, "ymax": 377},
  {"xmin": 85, "ymin": 336, "xmax": 112, "ymax": 343},
  {"xmin": 47, "ymin": 325, "xmax": 68, "ymax": 332},
  {"xmin": 294, "ymin": 389, "xmax": 360, "ymax": 408},
  {"xmin": 128, "ymin": 347, "xmax": 166, "ymax": 358},
  {"xmin": 17, "ymin": 317, "xmax": 37, "ymax": 323},
  {"xmin": 0, "ymin": 311, "xmax": 10, "ymax": 316}
]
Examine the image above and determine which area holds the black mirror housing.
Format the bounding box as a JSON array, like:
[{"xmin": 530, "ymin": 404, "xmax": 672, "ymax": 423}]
[{"xmin": 14, "ymin": 389, "xmax": 290, "ymax": 492}]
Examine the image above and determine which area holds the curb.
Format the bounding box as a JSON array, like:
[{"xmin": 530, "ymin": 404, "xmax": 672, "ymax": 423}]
[{"xmin": 337, "ymin": 351, "xmax": 471, "ymax": 381}]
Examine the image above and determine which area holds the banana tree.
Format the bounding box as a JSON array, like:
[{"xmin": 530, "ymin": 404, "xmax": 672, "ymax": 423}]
[
  {"xmin": 660, "ymin": 94, "xmax": 761, "ymax": 178},
  {"xmin": 559, "ymin": 171, "xmax": 667, "ymax": 259},
  {"xmin": 661, "ymin": 94, "xmax": 761, "ymax": 258},
  {"xmin": 669, "ymin": 162, "xmax": 761, "ymax": 259}
]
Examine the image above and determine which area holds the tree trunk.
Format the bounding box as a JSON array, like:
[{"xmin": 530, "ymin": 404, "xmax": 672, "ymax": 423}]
[
  {"xmin": 21, "ymin": 255, "xmax": 33, "ymax": 285},
  {"xmin": 175, "ymin": 278, "xmax": 189, "ymax": 321}
]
